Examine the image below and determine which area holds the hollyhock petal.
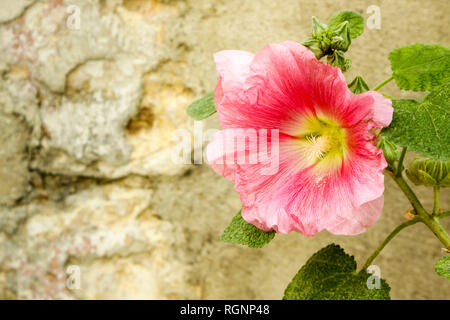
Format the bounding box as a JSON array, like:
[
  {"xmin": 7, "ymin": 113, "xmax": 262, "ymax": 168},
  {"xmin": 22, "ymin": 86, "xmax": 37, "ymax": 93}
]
[
  {"xmin": 214, "ymin": 50, "xmax": 254, "ymax": 95},
  {"xmin": 353, "ymin": 91, "xmax": 394, "ymax": 127},
  {"xmin": 213, "ymin": 50, "xmax": 272, "ymax": 130},
  {"xmin": 213, "ymin": 49, "xmax": 254, "ymax": 122},
  {"xmin": 325, "ymin": 196, "xmax": 384, "ymax": 235},
  {"xmin": 247, "ymin": 42, "xmax": 353, "ymax": 135},
  {"xmin": 206, "ymin": 130, "xmax": 238, "ymax": 181}
]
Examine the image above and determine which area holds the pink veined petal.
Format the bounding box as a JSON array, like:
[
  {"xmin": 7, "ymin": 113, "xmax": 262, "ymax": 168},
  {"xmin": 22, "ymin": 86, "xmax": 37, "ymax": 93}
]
[
  {"xmin": 206, "ymin": 130, "xmax": 238, "ymax": 181},
  {"xmin": 247, "ymin": 41, "xmax": 356, "ymax": 135},
  {"xmin": 213, "ymin": 50, "xmax": 267, "ymax": 130},
  {"xmin": 325, "ymin": 195, "xmax": 384, "ymax": 235},
  {"xmin": 214, "ymin": 41, "xmax": 327, "ymax": 133},
  {"xmin": 352, "ymin": 91, "xmax": 394, "ymax": 127},
  {"xmin": 206, "ymin": 127, "xmax": 282, "ymax": 181},
  {"xmin": 214, "ymin": 50, "xmax": 254, "ymax": 95},
  {"xmin": 207, "ymin": 127, "xmax": 315, "ymax": 234},
  {"xmin": 213, "ymin": 50, "xmax": 254, "ymax": 115}
]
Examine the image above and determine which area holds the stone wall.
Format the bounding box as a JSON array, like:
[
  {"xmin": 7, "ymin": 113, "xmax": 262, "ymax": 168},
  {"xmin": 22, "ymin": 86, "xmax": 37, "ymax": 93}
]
[{"xmin": 0, "ymin": 0, "xmax": 448, "ymax": 299}]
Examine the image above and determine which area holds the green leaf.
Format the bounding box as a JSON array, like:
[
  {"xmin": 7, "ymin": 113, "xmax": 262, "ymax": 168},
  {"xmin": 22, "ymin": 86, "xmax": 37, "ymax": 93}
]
[
  {"xmin": 348, "ymin": 76, "xmax": 370, "ymax": 94},
  {"xmin": 328, "ymin": 11, "xmax": 364, "ymax": 39},
  {"xmin": 221, "ymin": 210, "xmax": 275, "ymax": 248},
  {"xmin": 381, "ymin": 82, "xmax": 450, "ymax": 160},
  {"xmin": 283, "ymin": 244, "xmax": 391, "ymax": 300},
  {"xmin": 186, "ymin": 91, "xmax": 216, "ymax": 120},
  {"xmin": 435, "ymin": 256, "xmax": 450, "ymax": 279},
  {"xmin": 389, "ymin": 44, "xmax": 450, "ymax": 91}
]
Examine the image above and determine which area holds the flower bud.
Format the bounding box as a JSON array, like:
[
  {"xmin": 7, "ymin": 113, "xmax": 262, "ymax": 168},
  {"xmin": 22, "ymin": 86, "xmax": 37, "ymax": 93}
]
[
  {"xmin": 406, "ymin": 158, "xmax": 450, "ymax": 187},
  {"xmin": 376, "ymin": 138, "xmax": 398, "ymax": 165},
  {"xmin": 348, "ymin": 76, "xmax": 370, "ymax": 94},
  {"xmin": 304, "ymin": 17, "xmax": 353, "ymax": 72},
  {"xmin": 330, "ymin": 21, "xmax": 351, "ymax": 51},
  {"xmin": 327, "ymin": 50, "xmax": 352, "ymax": 71}
]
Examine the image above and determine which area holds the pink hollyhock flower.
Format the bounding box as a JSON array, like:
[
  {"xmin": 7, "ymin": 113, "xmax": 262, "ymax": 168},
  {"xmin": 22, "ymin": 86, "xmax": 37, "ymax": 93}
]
[{"xmin": 206, "ymin": 41, "xmax": 393, "ymax": 236}]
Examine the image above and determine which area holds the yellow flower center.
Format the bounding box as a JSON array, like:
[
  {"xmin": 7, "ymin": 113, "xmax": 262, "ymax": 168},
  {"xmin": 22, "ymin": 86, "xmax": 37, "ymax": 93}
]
[{"xmin": 296, "ymin": 115, "xmax": 348, "ymax": 169}]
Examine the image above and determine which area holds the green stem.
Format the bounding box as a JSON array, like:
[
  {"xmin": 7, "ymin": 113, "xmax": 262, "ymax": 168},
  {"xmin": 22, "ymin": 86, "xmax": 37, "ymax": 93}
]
[
  {"xmin": 392, "ymin": 175, "xmax": 450, "ymax": 249},
  {"xmin": 433, "ymin": 186, "xmax": 440, "ymax": 215},
  {"xmin": 359, "ymin": 218, "xmax": 420, "ymax": 272},
  {"xmin": 396, "ymin": 147, "xmax": 407, "ymax": 176},
  {"xmin": 372, "ymin": 76, "xmax": 394, "ymax": 91},
  {"xmin": 360, "ymin": 179, "xmax": 450, "ymax": 272},
  {"xmin": 439, "ymin": 211, "xmax": 450, "ymax": 219},
  {"xmin": 380, "ymin": 92, "xmax": 395, "ymax": 100}
]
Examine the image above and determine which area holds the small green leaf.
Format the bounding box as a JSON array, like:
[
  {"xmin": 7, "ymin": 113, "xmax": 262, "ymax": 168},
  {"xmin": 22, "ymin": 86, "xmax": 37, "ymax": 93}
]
[
  {"xmin": 186, "ymin": 91, "xmax": 216, "ymax": 120},
  {"xmin": 283, "ymin": 244, "xmax": 391, "ymax": 300},
  {"xmin": 389, "ymin": 44, "xmax": 450, "ymax": 91},
  {"xmin": 435, "ymin": 256, "xmax": 450, "ymax": 279},
  {"xmin": 328, "ymin": 11, "xmax": 364, "ymax": 39},
  {"xmin": 381, "ymin": 82, "xmax": 450, "ymax": 160},
  {"xmin": 348, "ymin": 76, "xmax": 370, "ymax": 94},
  {"xmin": 221, "ymin": 210, "xmax": 275, "ymax": 248}
]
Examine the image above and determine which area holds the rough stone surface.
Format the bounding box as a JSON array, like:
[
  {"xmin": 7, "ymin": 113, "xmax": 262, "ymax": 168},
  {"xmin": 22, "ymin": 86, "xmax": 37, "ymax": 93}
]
[
  {"xmin": 0, "ymin": 0, "xmax": 449, "ymax": 299},
  {"xmin": 0, "ymin": 0, "xmax": 36, "ymax": 23}
]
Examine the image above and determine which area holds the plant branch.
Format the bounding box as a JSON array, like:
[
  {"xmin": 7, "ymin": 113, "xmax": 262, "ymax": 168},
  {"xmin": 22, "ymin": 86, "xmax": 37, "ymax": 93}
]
[
  {"xmin": 438, "ymin": 211, "xmax": 450, "ymax": 219},
  {"xmin": 372, "ymin": 76, "xmax": 394, "ymax": 91},
  {"xmin": 381, "ymin": 92, "xmax": 395, "ymax": 100},
  {"xmin": 359, "ymin": 178, "xmax": 450, "ymax": 272},
  {"xmin": 433, "ymin": 186, "xmax": 440, "ymax": 216},
  {"xmin": 359, "ymin": 217, "xmax": 420, "ymax": 272},
  {"xmin": 391, "ymin": 174, "xmax": 450, "ymax": 249},
  {"xmin": 396, "ymin": 147, "xmax": 407, "ymax": 176}
]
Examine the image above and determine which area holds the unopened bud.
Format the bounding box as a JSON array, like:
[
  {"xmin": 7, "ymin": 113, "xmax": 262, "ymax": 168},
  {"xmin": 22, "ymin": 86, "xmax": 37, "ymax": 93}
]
[
  {"xmin": 348, "ymin": 76, "xmax": 370, "ymax": 94},
  {"xmin": 376, "ymin": 138, "xmax": 398, "ymax": 165},
  {"xmin": 331, "ymin": 21, "xmax": 351, "ymax": 51},
  {"xmin": 406, "ymin": 158, "xmax": 450, "ymax": 187},
  {"xmin": 327, "ymin": 50, "xmax": 352, "ymax": 71}
]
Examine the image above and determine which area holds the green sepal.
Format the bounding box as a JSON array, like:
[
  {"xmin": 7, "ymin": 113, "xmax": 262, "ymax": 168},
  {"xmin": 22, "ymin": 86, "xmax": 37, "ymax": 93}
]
[
  {"xmin": 312, "ymin": 16, "xmax": 328, "ymax": 38},
  {"xmin": 302, "ymin": 37, "xmax": 325, "ymax": 59},
  {"xmin": 348, "ymin": 76, "xmax": 370, "ymax": 94}
]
